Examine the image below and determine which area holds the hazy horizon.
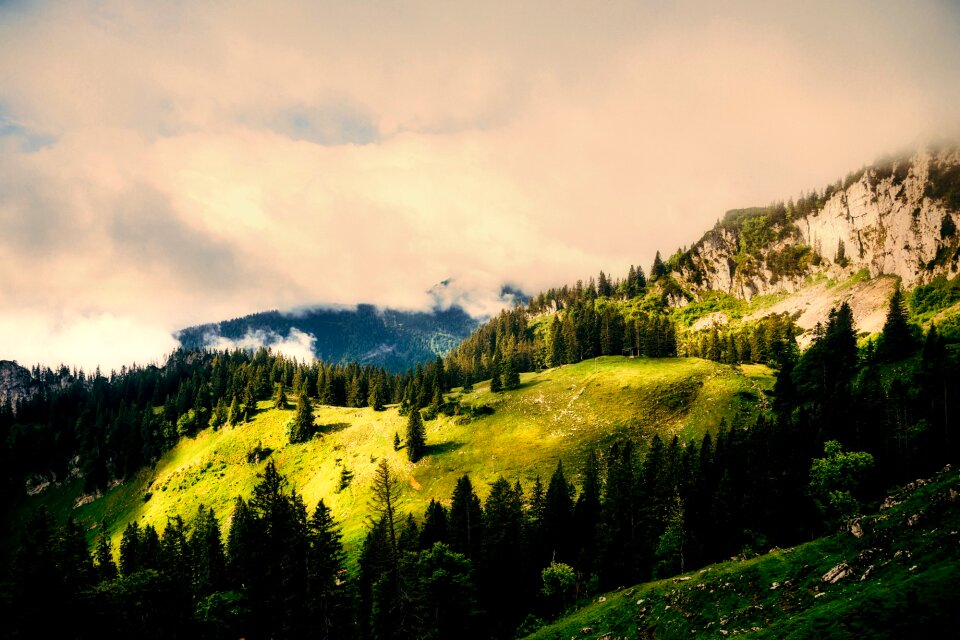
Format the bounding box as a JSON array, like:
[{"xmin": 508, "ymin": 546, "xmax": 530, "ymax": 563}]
[{"xmin": 2, "ymin": 0, "xmax": 959, "ymax": 370}]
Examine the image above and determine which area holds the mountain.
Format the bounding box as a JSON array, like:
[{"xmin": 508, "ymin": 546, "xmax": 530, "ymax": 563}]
[
  {"xmin": 669, "ymin": 145, "xmax": 960, "ymax": 337},
  {"xmin": 524, "ymin": 463, "xmax": 960, "ymax": 639},
  {"xmin": 3, "ymin": 146, "xmax": 960, "ymax": 639},
  {"xmin": 175, "ymin": 282, "xmax": 527, "ymax": 371}
]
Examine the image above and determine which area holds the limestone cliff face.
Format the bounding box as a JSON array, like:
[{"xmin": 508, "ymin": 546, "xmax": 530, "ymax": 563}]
[
  {"xmin": 677, "ymin": 147, "xmax": 960, "ymax": 301},
  {"xmin": 0, "ymin": 360, "xmax": 41, "ymax": 411},
  {"xmin": 800, "ymin": 148, "xmax": 960, "ymax": 288}
]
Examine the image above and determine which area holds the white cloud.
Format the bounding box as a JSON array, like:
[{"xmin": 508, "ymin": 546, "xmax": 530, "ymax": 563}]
[
  {"xmin": 1, "ymin": 0, "xmax": 958, "ymax": 368},
  {"xmin": 206, "ymin": 328, "xmax": 317, "ymax": 364},
  {"xmin": 0, "ymin": 311, "xmax": 178, "ymax": 373}
]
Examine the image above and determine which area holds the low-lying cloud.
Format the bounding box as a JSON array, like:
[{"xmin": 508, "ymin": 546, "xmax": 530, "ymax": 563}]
[{"xmin": 205, "ymin": 328, "xmax": 317, "ymax": 364}]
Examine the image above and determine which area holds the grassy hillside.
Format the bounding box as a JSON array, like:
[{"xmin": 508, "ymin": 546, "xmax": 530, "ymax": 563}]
[
  {"xmin": 523, "ymin": 466, "xmax": 960, "ymax": 640},
  {"xmin": 5, "ymin": 356, "xmax": 773, "ymax": 561}
]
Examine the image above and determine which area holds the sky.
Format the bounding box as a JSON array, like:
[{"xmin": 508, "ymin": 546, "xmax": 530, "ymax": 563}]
[{"xmin": 1, "ymin": 0, "xmax": 959, "ymax": 371}]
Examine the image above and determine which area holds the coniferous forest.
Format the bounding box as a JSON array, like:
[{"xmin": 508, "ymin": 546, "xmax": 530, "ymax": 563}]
[{"xmin": 2, "ymin": 254, "xmax": 959, "ymax": 638}]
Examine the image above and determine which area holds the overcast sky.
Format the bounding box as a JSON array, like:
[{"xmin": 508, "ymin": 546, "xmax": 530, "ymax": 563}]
[{"xmin": 2, "ymin": 0, "xmax": 959, "ymax": 370}]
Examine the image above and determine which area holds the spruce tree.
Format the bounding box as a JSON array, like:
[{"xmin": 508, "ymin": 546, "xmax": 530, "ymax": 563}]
[
  {"xmin": 449, "ymin": 475, "xmax": 483, "ymax": 561},
  {"xmin": 290, "ymin": 392, "xmax": 315, "ymax": 443},
  {"xmin": 307, "ymin": 499, "xmax": 352, "ymax": 639},
  {"xmin": 119, "ymin": 521, "xmax": 141, "ymax": 577},
  {"xmin": 272, "ymin": 383, "xmax": 289, "ymax": 410},
  {"xmin": 543, "ymin": 460, "xmax": 575, "ymax": 564},
  {"xmin": 503, "ymin": 357, "xmax": 520, "ymax": 390},
  {"xmin": 879, "ymin": 285, "xmax": 913, "ymax": 361},
  {"xmin": 94, "ymin": 521, "xmax": 118, "ymax": 582},
  {"xmin": 406, "ymin": 409, "xmax": 427, "ymax": 462},
  {"xmin": 420, "ymin": 499, "xmax": 449, "ymax": 549},
  {"xmin": 651, "ymin": 250, "xmax": 667, "ymax": 280}
]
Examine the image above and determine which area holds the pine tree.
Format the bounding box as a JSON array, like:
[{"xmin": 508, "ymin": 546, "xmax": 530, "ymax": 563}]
[
  {"xmin": 406, "ymin": 409, "xmax": 427, "ymax": 462},
  {"xmin": 503, "ymin": 357, "xmax": 520, "ymax": 390},
  {"xmin": 549, "ymin": 316, "xmax": 565, "ymax": 368},
  {"xmin": 879, "ymin": 285, "xmax": 913, "ymax": 362},
  {"xmin": 574, "ymin": 450, "xmax": 601, "ymax": 573},
  {"xmin": 119, "ymin": 521, "xmax": 141, "ymax": 577},
  {"xmin": 481, "ymin": 477, "xmax": 528, "ymax": 634},
  {"xmin": 651, "ymin": 250, "xmax": 667, "ymax": 281},
  {"xmin": 289, "ymin": 392, "xmax": 315, "ymax": 444},
  {"xmin": 420, "ymin": 499, "xmax": 449, "ymax": 549},
  {"xmin": 489, "ymin": 368, "xmax": 503, "ymax": 393},
  {"xmin": 191, "ymin": 505, "xmax": 226, "ymax": 598},
  {"xmin": 272, "ymin": 383, "xmax": 289, "ymax": 410},
  {"xmin": 449, "ymin": 474, "xmax": 483, "ymax": 561},
  {"xmin": 307, "ymin": 499, "xmax": 352, "ymax": 639},
  {"xmin": 228, "ymin": 395, "xmax": 242, "ymax": 426},
  {"xmin": 94, "ymin": 521, "xmax": 118, "ymax": 582},
  {"xmin": 543, "ymin": 460, "xmax": 575, "ymax": 564},
  {"xmin": 393, "ymin": 431, "xmax": 401, "ymax": 451}
]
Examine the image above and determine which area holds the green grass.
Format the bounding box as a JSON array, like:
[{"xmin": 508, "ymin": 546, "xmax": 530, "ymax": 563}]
[
  {"xmin": 6, "ymin": 357, "xmax": 773, "ymax": 565},
  {"xmin": 523, "ymin": 466, "xmax": 960, "ymax": 639}
]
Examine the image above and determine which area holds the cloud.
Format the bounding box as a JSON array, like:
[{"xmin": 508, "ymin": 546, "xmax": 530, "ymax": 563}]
[
  {"xmin": 0, "ymin": 311, "xmax": 178, "ymax": 373},
  {"xmin": 1, "ymin": 0, "xmax": 959, "ymax": 368},
  {"xmin": 205, "ymin": 328, "xmax": 317, "ymax": 363}
]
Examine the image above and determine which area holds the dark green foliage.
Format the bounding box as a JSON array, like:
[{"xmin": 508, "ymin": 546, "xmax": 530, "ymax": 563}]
[
  {"xmin": 272, "ymin": 383, "xmax": 289, "ymax": 409},
  {"xmin": 542, "ymin": 460, "xmax": 575, "ymax": 564},
  {"xmin": 94, "ymin": 520, "xmax": 118, "ymax": 582},
  {"xmin": 503, "ymin": 357, "xmax": 520, "ymax": 390},
  {"xmin": 878, "ymin": 285, "xmax": 914, "ymax": 361},
  {"xmin": 449, "ymin": 475, "xmax": 483, "ymax": 561},
  {"xmin": 406, "ymin": 542, "xmax": 480, "ymax": 640},
  {"xmin": 420, "ymin": 499, "xmax": 449, "ymax": 550},
  {"xmin": 307, "ymin": 499, "xmax": 352, "ymax": 639},
  {"xmin": 406, "ymin": 409, "xmax": 427, "ymax": 462},
  {"xmin": 926, "ymin": 159, "xmax": 960, "ymax": 212},
  {"xmin": 489, "ymin": 369, "xmax": 503, "ymax": 392},
  {"xmin": 682, "ymin": 312, "xmax": 797, "ymax": 366},
  {"xmin": 941, "ymin": 213, "xmax": 957, "ymax": 238},
  {"xmin": 289, "ymin": 392, "xmax": 315, "ymax": 444}
]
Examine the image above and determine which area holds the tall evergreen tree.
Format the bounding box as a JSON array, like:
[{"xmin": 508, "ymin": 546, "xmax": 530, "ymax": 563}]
[
  {"xmin": 307, "ymin": 499, "xmax": 352, "ymax": 639},
  {"xmin": 406, "ymin": 409, "xmax": 427, "ymax": 462},
  {"xmin": 273, "ymin": 383, "xmax": 289, "ymax": 410},
  {"xmin": 420, "ymin": 499, "xmax": 449, "ymax": 550},
  {"xmin": 879, "ymin": 285, "xmax": 913, "ymax": 362},
  {"xmin": 289, "ymin": 392, "xmax": 315, "ymax": 443},
  {"xmin": 449, "ymin": 474, "xmax": 483, "ymax": 561},
  {"xmin": 543, "ymin": 460, "xmax": 575, "ymax": 564}
]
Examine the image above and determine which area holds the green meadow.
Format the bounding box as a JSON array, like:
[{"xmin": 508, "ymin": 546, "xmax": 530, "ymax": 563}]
[{"xmin": 7, "ymin": 356, "xmax": 774, "ymax": 561}]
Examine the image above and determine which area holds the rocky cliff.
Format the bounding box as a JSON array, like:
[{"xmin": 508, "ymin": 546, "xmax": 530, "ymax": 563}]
[
  {"xmin": 673, "ymin": 145, "xmax": 960, "ymax": 334},
  {"xmin": 0, "ymin": 360, "xmax": 40, "ymax": 411}
]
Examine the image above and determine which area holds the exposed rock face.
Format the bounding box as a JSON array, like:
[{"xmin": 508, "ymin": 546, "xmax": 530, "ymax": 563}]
[
  {"xmin": 676, "ymin": 147, "xmax": 960, "ymax": 332},
  {"xmin": 800, "ymin": 147, "xmax": 960, "ymax": 288},
  {"xmin": 0, "ymin": 360, "xmax": 40, "ymax": 412}
]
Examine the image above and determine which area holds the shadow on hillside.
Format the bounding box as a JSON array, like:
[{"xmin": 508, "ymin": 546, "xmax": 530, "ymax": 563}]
[
  {"xmin": 516, "ymin": 379, "xmax": 546, "ymax": 390},
  {"xmin": 317, "ymin": 422, "xmax": 350, "ymax": 434},
  {"xmin": 425, "ymin": 440, "xmax": 464, "ymax": 456}
]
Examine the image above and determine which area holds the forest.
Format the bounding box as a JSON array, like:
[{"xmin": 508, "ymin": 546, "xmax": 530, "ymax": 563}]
[{"xmin": 1, "ymin": 261, "xmax": 959, "ymax": 639}]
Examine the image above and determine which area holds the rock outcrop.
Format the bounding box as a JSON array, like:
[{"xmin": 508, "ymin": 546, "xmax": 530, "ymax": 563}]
[
  {"xmin": 0, "ymin": 360, "xmax": 40, "ymax": 412},
  {"xmin": 674, "ymin": 146, "xmax": 960, "ymax": 334}
]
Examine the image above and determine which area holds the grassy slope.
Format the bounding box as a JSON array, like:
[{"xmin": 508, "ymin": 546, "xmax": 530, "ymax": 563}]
[
  {"xmin": 524, "ymin": 466, "xmax": 960, "ymax": 640},
  {"xmin": 6, "ymin": 356, "xmax": 773, "ymax": 562}
]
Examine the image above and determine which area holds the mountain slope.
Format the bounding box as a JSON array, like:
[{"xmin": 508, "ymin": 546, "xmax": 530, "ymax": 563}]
[
  {"xmin": 176, "ymin": 303, "xmax": 480, "ymax": 371},
  {"xmin": 666, "ymin": 146, "xmax": 960, "ymax": 338},
  {"xmin": 523, "ymin": 464, "xmax": 960, "ymax": 639},
  {"xmin": 5, "ymin": 356, "xmax": 773, "ymax": 559},
  {"xmin": 176, "ymin": 282, "xmax": 528, "ymax": 372}
]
